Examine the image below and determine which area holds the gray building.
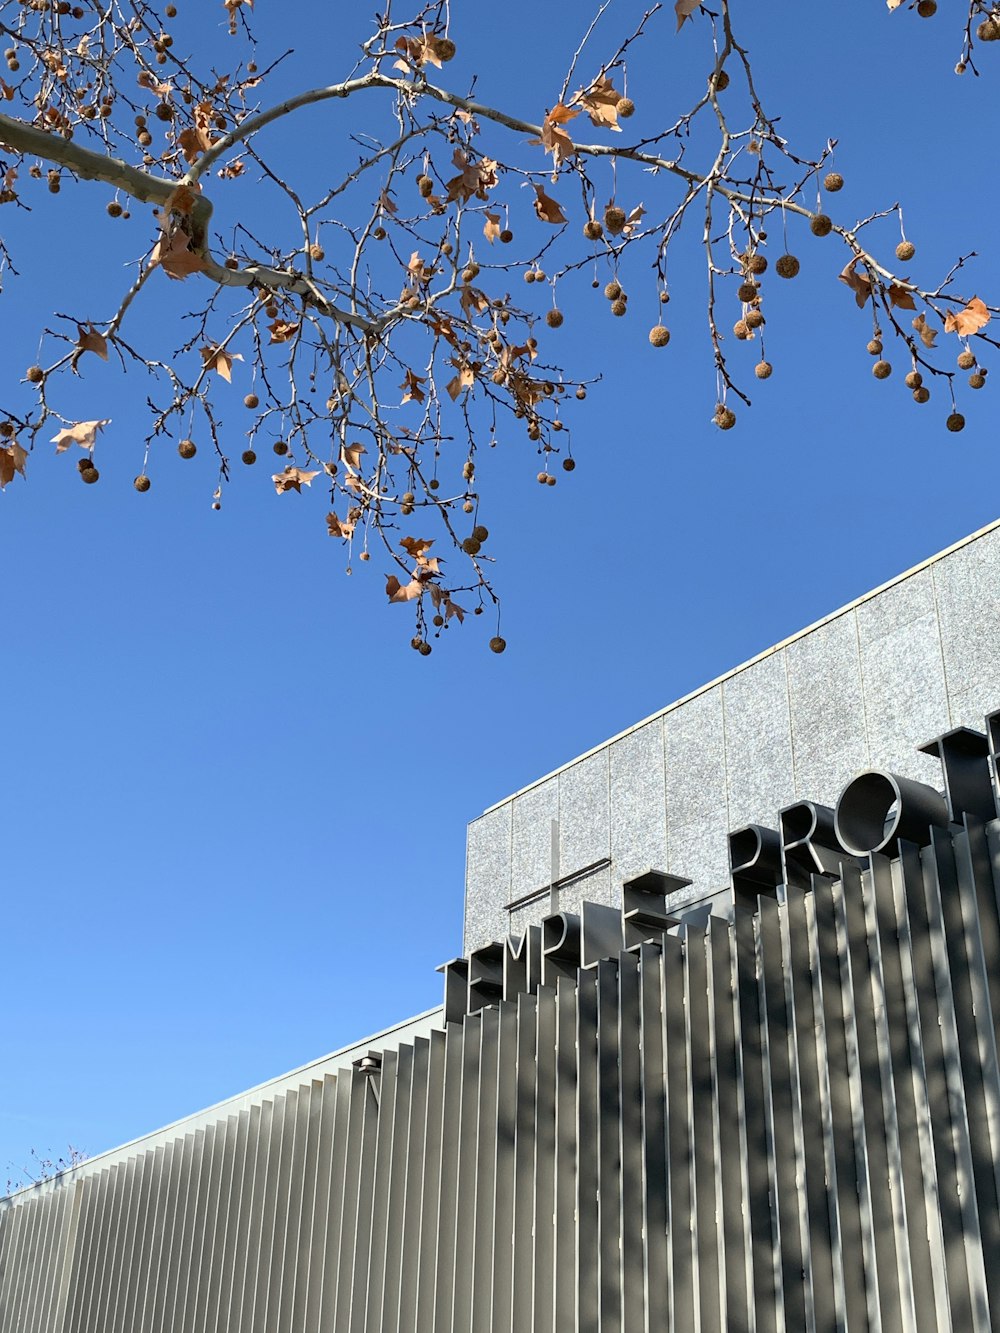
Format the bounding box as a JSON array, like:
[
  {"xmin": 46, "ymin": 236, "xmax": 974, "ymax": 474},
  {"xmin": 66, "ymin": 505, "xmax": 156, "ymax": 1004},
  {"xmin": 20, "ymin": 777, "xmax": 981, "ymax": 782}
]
[
  {"xmin": 4, "ymin": 519, "xmax": 1000, "ymax": 1331},
  {"xmin": 465, "ymin": 517, "xmax": 1000, "ymax": 951}
]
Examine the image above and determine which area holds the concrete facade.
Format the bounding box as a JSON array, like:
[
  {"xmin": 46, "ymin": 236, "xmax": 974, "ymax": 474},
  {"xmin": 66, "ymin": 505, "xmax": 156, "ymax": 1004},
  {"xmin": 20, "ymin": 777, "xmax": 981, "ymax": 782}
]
[{"xmin": 464, "ymin": 518, "xmax": 1000, "ymax": 953}]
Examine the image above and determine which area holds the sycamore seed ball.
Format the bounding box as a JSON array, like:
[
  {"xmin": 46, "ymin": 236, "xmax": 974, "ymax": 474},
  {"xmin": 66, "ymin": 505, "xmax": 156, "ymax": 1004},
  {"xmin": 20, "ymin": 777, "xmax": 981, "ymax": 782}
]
[
  {"xmin": 134, "ymin": 474, "xmax": 151, "ymax": 492},
  {"xmin": 748, "ymin": 254, "xmax": 768, "ymax": 275},
  {"xmin": 946, "ymin": 412, "xmax": 965, "ymax": 432},
  {"xmin": 917, "ymin": 0, "xmax": 936, "ymax": 15},
  {"xmin": 978, "ymin": 15, "xmax": 1000, "ymax": 39},
  {"xmin": 649, "ymin": 324, "xmax": 670, "ymax": 347},
  {"xmin": 733, "ymin": 319, "xmax": 750, "ymax": 340},
  {"xmin": 242, "ymin": 449, "xmax": 256, "ymax": 465},
  {"xmin": 776, "ymin": 254, "xmax": 800, "ymax": 279},
  {"xmin": 913, "ymin": 386, "xmax": 931, "ymax": 403},
  {"xmin": 823, "ymin": 171, "xmax": 844, "ymax": 192},
  {"xmin": 615, "ymin": 97, "xmax": 635, "ymax": 118},
  {"xmin": 715, "ymin": 406, "xmax": 736, "ymax": 430},
  {"xmin": 867, "ymin": 339, "xmax": 883, "ymax": 356},
  {"xmin": 969, "ymin": 372, "xmax": 986, "ymax": 389},
  {"xmin": 738, "ymin": 281, "xmax": 759, "ymax": 302},
  {"xmin": 584, "ymin": 219, "xmax": 604, "ymax": 241},
  {"xmin": 896, "ymin": 240, "xmax": 916, "ymax": 262},
  {"xmin": 563, "ymin": 457, "xmax": 576, "ymax": 471},
  {"xmin": 745, "ymin": 309, "xmax": 765, "ymax": 330},
  {"xmin": 178, "ymin": 438, "xmax": 197, "ymax": 459},
  {"xmin": 905, "ymin": 371, "xmax": 923, "ymax": 389},
  {"xmin": 244, "ymin": 393, "xmax": 259, "ymax": 409},
  {"xmin": 810, "ymin": 213, "xmax": 833, "ymax": 237},
  {"xmin": 755, "ymin": 360, "xmax": 773, "ymax": 380},
  {"xmin": 26, "ymin": 365, "xmax": 44, "ymax": 383},
  {"xmin": 610, "ymin": 298, "xmax": 628, "ymax": 317},
  {"xmin": 873, "ymin": 360, "xmax": 892, "ymax": 380},
  {"xmin": 604, "ymin": 280, "xmax": 622, "ymax": 301},
  {"xmin": 80, "ymin": 464, "xmax": 99, "ymax": 484},
  {"xmin": 957, "ymin": 349, "xmax": 976, "ymax": 370},
  {"xmin": 489, "ymin": 636, "xmax": 507, "ymax": 654},
  {"xmin": 604, "ymin": 205, "xmax": 627, "ymax": 235},
  {"xmin": 546, "ymin": 309, "xmax": 564, "ymax": 328}
]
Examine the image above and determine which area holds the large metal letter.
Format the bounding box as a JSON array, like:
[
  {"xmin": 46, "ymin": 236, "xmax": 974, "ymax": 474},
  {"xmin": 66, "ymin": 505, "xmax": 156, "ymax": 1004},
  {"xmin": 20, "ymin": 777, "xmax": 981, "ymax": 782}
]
[
  {"xmin": 835, "ymin": 769, "xmax": 948, "ymax": 856},
  {"xmin": 779, "ymin": 801, "xmax": 845, "ymax": 887},
  {"xmin": 919, "ymin": 725, "xmax": 996, "ymax": 824},
  {"xmin": 729, "ymin": 824, "xmax": 783, "ymax": 905},
  {"xmin": 541, "ymin": 912, "xmax": 581, "ymax": 987},
  {"xmin": 621, "ymin": 869, "xmax": 685, "ymax": 948},
  {"xmin": 503, "ymin": 925, "xmax": 541, "ymax": 1001},
  {"xmin": 467, "ymin": 941, "xmax": 504, "ymax": 1013}
]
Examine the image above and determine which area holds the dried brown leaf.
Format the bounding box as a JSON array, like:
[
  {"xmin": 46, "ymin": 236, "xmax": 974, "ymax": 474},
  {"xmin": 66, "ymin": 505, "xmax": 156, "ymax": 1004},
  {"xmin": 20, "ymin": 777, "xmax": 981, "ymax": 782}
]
[
  {"xmin": 268, "ymin": 318, "xmax": 299, "ymax": 344},
  {"xmin": 400, "ymin": 369, "xmax": 427, "ymax": 404},
  {"xmin": 326, "ymin": 511, "xmax": 356, "ymax": 539},
  {"xmin": 340, "ymin": 441, "xmax": 366, "ymax": 470},
  {"xmin": 51, "ymin": 419, "xmax": 109, "ymax": 452},
  {"xmin": 199, "ymin": 345, "xmax": 243, "ymax": 382},
  {"xmin": 272, "ymin": 466, "xmax": 320, "ymax": 494},
  {"xmin": 401, "ymin": 536, "xmax": 434, "ymax": 558},
  {"xmin": 576, "ymin": 75, "xmax": 622, "ymax": 131},
  {"xmin": 0, "ymin": 441, "xmax": 27, "ymax": 489},
  {"xmin": 385, "ymin": 574, "xmax": 423, "ymax": 603},
  {"xmin": 944, "ymin": 296, "xmax": 991, "ymax": 336},
  {"xmin": 913, "ymin": 312, "xmax": 938, "ymax": 348},
  {"xmin": 75, "ymin": 324, "xmax": 108, "ymax": 362},
  {"xmin": 152, "ymin": 229, "xmax": 206, "ymax": 280},
  {"xmin": 675, "ymin": 0, "xmax": 700, "ymax": 29},
  {"xmin": 532, "ymin": 184, "xmax": 566, "ymax": 225},
  {"xmin": 888, "ymin": 284, "xmax": 916, "ymax": 311},
  {"xmin": 838, "ymin": 259, "xmax": 873, "ymax": 308}
]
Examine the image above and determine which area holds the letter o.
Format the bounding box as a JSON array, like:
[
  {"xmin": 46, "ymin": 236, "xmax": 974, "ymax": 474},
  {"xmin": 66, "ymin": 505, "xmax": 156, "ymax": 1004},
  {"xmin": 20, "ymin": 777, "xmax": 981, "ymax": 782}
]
[{"xmin": 834, "ymin": 770, "xmax": 949, "ymax": 856}]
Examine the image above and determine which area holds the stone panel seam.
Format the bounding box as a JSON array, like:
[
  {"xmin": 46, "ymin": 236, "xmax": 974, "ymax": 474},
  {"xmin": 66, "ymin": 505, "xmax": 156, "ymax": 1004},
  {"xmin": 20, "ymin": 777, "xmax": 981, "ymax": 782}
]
[
  {"xmin": 928, "ymin": 562, "xmax": 954, "ymax": 729},
  {"xmin": 659, "ymin": 718, "xmax": 670, "ymax": 876},
  {"xmin": 852, "ymin": 608, "xmax": 872, "ymax": 768},
  {"xmin": 781, "ymin": 648, "xmax": 798, "ymax": 796},
  {"xmin": 720, "ymin": 682, "xmax": 733, "ymax": 840}
]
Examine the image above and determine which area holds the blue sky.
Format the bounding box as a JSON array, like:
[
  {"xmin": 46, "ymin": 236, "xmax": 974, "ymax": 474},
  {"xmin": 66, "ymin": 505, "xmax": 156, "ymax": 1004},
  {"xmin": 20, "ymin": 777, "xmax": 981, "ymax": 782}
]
[{"xmin": 3, "ymin": 0, "xmax": 999, "ymax": 1181}]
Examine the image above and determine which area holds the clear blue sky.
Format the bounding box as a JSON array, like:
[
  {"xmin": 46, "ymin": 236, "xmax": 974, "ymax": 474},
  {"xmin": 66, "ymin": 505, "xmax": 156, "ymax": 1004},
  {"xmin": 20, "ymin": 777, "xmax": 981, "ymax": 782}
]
[{"xmin": 3, "ymin": 1, "xmax": 998, "ymax": 1181}]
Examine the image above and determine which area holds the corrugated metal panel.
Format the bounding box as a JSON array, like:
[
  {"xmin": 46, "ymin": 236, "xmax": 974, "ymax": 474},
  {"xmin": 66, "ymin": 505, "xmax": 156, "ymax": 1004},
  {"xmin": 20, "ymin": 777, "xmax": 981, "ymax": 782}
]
[{"xmin": 9, "ymin": 818, "xmax": 1000, "ymax": 1329}]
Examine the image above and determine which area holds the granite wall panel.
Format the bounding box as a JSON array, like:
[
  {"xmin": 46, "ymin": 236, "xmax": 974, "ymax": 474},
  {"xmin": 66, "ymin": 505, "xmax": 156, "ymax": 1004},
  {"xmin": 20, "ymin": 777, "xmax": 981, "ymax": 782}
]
[
  {"xmin": 663, "ymin": 685, "xmax": 729, "ymax": 892},
  {"xmin": 608, "ymin": 719, "xmax": 667, "ymax": 886},
  {"xmin": 722, "ymin": 649, "xmax": 797, "ymax": 833},
  {"xmin": 558, "ymin": 750, "xmax": 610, "ymax": 877},
  {"xmin": 785, "ymin": 610, "xmax": 868, "ymax": 808},
  {"xmin": 464, "ymin": 803, "xmax": 512, "ymax": 953},
  {"xmin": 509, "ymin": 777, "xmax": 559, "ymax": 904},
  {"xmin": 932, "ymin": 524, "xmax": 1000, "ymax": 712},
  {"xmin": 855, "ymin": 568, "xmax": 948, "ymax": 784}
]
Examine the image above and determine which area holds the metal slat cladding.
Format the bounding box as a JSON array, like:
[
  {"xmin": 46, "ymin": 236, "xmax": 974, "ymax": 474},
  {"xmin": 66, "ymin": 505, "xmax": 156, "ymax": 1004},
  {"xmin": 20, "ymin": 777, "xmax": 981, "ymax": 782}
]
[
  {"xmin": 575, "ymin": 965, "xmax": 599, "ymax": 1333},
  {"xmin": 616, "ymin": 950, "xmax": 644, "ymax": 1333},
  {"xmin": 685, "ymin": 922, "xmax": 724, "ymax": 1333}
]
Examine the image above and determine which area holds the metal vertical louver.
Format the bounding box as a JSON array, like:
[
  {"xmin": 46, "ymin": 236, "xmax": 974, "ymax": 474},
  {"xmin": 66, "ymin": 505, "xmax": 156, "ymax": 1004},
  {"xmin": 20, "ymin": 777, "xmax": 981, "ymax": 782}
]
[{"xmin": 4, "ymin": 817, "xmax": 1000, "ymax": 1329}]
